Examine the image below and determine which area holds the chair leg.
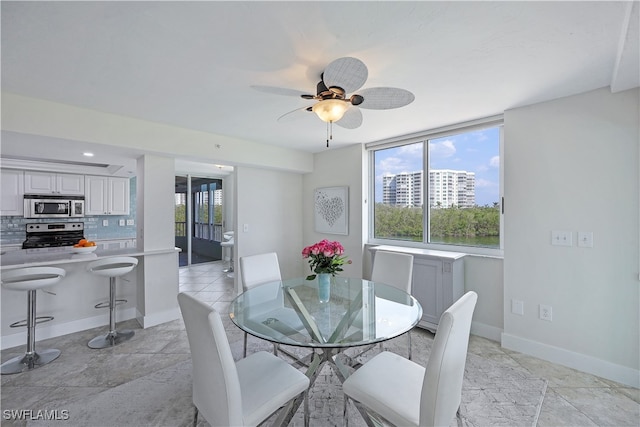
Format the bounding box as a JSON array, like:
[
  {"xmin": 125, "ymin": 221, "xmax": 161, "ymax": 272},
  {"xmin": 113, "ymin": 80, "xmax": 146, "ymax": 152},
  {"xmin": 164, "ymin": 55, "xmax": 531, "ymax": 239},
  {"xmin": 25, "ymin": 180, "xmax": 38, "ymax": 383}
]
[
  {"xmin": 243, "ymin": 332, "xmax": 248, "ymax": 358},
  {"xmin": 407, "ymin": 331, "xmax": 412, "ymax": 360},
  {"xmin": 304, "ymin": 389, "xmax": 309, "ymax": 427},
  {"xmin": 193, "ymin": 406, "xmax": 198, "ymax": 427},
  {"xmin": 343, "ymin": 395, "xmax": 349, "ymax": 427},
  {"xmin": 456, "ymin": 406, "xmax": 463, "ymax": 427}
]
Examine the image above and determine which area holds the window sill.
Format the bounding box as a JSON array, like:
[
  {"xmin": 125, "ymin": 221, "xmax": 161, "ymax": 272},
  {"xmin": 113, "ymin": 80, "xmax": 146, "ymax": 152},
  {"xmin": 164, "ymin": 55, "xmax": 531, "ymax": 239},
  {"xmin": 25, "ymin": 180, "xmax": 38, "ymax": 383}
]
[{"xmin": 366, "ymin": 239, "xmax": 504, "ymax": 259}]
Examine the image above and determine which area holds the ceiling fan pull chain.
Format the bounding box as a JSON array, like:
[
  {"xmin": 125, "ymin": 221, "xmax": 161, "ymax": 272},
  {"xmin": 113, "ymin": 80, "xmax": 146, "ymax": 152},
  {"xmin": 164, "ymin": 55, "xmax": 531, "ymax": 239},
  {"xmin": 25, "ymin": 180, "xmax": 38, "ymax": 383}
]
[{"xmin": 326, "ymin": 121, "xmax": 330, "ymax": 147}]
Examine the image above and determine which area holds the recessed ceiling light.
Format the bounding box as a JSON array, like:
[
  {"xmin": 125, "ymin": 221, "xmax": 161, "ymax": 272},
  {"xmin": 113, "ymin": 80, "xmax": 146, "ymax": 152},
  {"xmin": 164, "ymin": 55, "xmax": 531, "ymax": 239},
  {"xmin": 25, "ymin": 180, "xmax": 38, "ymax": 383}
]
[{"xmin": 83, "ymin": 152, "xmax": 94, "ymax": 157}]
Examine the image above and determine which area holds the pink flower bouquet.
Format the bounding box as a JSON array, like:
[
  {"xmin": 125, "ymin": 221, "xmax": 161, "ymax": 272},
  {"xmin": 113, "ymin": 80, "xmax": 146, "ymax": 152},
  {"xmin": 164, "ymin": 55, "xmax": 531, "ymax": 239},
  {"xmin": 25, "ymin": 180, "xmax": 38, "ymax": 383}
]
[{"xmin": 302, "ymin": 239, "xmax": 351, "ymax": 280}]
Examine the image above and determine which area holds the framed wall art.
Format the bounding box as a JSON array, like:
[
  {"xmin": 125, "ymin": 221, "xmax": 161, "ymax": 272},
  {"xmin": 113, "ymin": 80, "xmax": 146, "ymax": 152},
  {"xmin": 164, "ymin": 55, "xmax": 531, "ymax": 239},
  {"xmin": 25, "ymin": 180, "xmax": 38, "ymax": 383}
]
[{"xmin": 314, "ymin": 186, "xmax": 349, "ymax": 235}]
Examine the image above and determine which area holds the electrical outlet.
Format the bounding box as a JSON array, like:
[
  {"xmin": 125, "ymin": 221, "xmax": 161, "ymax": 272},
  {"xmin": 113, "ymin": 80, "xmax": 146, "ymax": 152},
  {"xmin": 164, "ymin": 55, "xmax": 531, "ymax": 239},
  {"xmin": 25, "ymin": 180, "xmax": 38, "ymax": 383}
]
[
  {"xmin": 511, "ymin": 299, "xmax": 524, "ymax": 316},
  {"xmin": 102, "ymin": 219, "xmax": 108, "ymax": 227},
  {"xmin": 539, "ymin": 304, "xmax": 552, "ymax": 321},
  {"xmin": 578, "ymin": 231, "xmax": 593, "ymax": 248}
]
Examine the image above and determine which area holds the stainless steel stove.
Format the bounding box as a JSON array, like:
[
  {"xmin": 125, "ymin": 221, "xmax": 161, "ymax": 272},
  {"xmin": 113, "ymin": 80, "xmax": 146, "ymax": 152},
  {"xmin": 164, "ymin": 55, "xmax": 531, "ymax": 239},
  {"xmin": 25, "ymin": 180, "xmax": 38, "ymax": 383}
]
[{"xmin": 22, "ymin": 222, "xmax": 85, "ymax": 249}]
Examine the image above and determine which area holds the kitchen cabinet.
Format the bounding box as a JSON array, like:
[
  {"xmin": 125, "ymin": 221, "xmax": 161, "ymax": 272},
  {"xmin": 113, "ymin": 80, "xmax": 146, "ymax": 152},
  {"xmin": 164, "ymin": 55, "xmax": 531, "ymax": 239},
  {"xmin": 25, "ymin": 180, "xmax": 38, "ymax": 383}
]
[
  {"xmin": 85, "ymin": 176, "xmax": 130, "ymax": 215},
  {"xmin": 24, "ymin": 171, "xmax": 84, "ymax": 195},
  {"xmin": 370, "ymin": 245, "xmax": 465, "ymax": 332},
  {"xmin": 1, "ymin": 169, "xmax": 24, "ymax": 216}
]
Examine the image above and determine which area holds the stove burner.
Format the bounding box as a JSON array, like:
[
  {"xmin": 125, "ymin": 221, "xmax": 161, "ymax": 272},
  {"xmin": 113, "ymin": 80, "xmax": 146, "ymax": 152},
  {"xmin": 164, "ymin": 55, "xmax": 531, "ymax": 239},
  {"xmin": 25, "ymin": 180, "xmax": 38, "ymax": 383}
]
[{"xmin": 22, "ymin": 222, "xmax": 85, "ymax": 249}]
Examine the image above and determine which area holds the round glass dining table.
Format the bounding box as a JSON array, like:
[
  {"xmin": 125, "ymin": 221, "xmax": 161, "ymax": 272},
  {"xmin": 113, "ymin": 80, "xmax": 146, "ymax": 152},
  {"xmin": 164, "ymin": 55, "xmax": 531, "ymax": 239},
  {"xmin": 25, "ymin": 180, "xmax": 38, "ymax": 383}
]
[
  {"xmin": 229, "ymin": 275, "xmax": 422, "ymax": 425},
  {"xmin": 229, "ymin": 276, "xmax": 422, "ymax": 425},
  {"xmin": 229, "ymin": 275, "xmax": 422, "ymax": 349}
]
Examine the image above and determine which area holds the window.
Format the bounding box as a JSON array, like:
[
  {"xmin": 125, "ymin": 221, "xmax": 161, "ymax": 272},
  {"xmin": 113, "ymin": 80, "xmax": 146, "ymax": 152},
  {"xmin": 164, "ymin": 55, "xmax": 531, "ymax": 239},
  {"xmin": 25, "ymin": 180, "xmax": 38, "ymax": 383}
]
[{"xmin": 369, "ymin": 117, "xmax": 503, "ymax": 254}]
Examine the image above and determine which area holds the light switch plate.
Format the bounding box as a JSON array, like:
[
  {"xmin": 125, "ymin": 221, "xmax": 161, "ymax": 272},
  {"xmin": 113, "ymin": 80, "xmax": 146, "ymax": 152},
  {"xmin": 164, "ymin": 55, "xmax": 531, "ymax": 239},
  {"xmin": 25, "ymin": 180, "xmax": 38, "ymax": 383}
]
[
  {"xmin": 126, "ymin": 219, "xmax": 134, "ymax": 226},
  {"xmin": 119, "ymin": 219, "xmax": 125, "ymax": 226},
  {"xmin": 511, "ymin": 299, "xmax": 524, "ymax": 316},
  {"xmin": 551, "ymin": 230, "xmax": 572, "ymax": 246}
]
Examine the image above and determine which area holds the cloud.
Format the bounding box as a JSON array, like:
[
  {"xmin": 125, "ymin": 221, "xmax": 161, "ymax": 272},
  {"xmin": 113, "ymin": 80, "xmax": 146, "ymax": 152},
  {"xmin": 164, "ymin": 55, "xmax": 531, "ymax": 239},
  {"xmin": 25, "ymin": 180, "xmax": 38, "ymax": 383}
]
[
  {"xmin": 489, "ymin": 155, "xmax": 500, "ymax": 168},
  {"xmin": 429, "ymin": 139, "xmax": 456, "ymax": 159},
  {"xmin": 475, "ymin": 178, "xmax": 498, "ymax": 188}
]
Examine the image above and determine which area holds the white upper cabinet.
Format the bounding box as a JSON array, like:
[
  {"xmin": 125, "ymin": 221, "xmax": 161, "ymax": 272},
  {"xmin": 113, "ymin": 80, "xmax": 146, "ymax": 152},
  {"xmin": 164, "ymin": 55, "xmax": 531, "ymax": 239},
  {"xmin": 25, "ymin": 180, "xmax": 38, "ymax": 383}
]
[
  {"xmin": 85, "ymin": 176, "xmax": 130, "ymax": 215},
  {"xmin": 25, "ymin": 171, "xmax": 84, "ymax": 195},
  {"xmin": 1, "ymin": 169, "xmax": 25, "ymax": 216}
]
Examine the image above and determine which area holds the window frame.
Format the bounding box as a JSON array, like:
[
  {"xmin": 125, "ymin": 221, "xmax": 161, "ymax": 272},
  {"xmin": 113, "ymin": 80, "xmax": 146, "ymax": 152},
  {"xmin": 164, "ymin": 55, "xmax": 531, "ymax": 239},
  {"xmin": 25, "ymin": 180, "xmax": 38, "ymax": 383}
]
[{"xmin": 367, "ymin": 115, "xmax": 504, "ymax": 257}]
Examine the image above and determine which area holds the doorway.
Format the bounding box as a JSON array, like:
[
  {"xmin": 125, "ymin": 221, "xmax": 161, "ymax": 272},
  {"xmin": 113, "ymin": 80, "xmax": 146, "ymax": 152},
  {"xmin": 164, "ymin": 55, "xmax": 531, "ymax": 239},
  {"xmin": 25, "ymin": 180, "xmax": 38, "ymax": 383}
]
[{"xmin": 175, "ymin": 175, "xmax": 224, "ymax": 267}]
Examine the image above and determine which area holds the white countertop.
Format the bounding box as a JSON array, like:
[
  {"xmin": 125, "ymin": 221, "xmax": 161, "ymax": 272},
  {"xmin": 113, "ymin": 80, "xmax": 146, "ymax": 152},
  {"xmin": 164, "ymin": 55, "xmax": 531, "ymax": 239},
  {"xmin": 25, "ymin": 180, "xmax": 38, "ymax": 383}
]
[{"xmin": 0, "ymin": 246, "xmax": 180, "ymax": 270}]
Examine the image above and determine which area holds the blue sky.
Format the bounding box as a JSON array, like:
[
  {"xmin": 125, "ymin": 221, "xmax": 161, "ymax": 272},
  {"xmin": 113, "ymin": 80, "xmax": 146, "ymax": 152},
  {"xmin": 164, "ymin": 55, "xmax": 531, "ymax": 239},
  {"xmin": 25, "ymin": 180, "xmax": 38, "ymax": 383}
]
[{"xmin": 374, "ymin": 126, "xmax": 500, "ymax": 206}]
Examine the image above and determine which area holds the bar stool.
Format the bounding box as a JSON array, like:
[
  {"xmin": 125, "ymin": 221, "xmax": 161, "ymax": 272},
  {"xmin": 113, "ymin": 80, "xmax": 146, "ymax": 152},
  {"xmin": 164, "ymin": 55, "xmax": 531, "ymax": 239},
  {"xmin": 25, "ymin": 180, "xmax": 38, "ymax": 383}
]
[
  {"xmin": 1, "ymin": 267, "xmax": 66, "ymax": 375},
  {"xmin": 221, "ymin": 231, "xmax": 234, "ymax": 274},
  {"xmin": 87, "ymin": 257, "xmax": 138, "ymax": 349}
]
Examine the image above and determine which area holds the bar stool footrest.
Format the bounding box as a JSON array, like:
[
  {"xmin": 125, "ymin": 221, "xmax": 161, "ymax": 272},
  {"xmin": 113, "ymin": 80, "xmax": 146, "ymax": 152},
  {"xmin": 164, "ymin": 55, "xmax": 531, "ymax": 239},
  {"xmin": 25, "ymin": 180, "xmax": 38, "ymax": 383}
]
[
  {"xmin": 9, "ymin": 315, "xmax": 55, "ymax": 328},
  {"xmin": 94, "ymin": 299, "xmax": 127, "ymax": 309}
]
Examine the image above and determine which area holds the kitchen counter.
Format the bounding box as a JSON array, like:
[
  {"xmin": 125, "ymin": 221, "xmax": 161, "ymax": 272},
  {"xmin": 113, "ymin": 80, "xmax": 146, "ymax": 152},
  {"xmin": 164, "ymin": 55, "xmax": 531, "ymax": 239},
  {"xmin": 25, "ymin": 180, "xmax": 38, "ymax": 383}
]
[
  {"xmin": 1, "ymin": 246, "xmax": 181, "ymax": 350},
  {"xmin": 0, "ymin": 246, "xmax": 179, "ymax": 270}
]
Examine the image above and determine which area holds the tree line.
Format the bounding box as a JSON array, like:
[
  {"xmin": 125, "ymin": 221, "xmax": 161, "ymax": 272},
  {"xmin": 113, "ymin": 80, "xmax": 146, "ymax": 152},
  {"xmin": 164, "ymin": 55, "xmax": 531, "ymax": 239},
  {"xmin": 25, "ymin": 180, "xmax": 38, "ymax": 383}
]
[{"xmin": 374, "ymin": 203, "xmax": 499, "ymax": 242}]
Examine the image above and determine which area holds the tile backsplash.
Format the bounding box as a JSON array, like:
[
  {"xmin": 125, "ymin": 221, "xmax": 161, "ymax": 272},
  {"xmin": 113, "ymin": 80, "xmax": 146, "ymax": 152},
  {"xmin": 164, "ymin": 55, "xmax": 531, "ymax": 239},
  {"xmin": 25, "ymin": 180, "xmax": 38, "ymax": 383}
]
[{"xmin": 1, "ymin": 177, "xmax": 137, "ymax": 246}]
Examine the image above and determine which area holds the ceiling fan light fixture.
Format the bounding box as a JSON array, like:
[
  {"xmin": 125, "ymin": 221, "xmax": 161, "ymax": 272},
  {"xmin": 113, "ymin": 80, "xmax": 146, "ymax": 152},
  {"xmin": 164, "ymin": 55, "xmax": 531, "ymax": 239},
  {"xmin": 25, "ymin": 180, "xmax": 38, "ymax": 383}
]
[{"xmin": 312, "ymin": 99, "xmax": 349, "ymax": 122}]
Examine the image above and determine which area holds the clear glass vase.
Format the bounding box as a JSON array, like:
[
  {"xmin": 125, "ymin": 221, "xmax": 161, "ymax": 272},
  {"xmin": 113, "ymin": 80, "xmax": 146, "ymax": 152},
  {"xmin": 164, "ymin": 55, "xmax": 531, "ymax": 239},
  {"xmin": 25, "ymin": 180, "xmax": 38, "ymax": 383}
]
[{"xmin": 317, "ymin": 273, "xmax": 331, "ymax": 303}]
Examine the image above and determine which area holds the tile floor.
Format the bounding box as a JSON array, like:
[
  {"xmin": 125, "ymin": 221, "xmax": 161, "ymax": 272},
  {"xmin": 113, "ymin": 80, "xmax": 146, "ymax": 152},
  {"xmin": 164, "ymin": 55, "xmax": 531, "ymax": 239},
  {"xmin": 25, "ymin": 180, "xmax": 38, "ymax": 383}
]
[{"xmin": 1, "ymin": 261, "xmax": 638, "ymax": 426}]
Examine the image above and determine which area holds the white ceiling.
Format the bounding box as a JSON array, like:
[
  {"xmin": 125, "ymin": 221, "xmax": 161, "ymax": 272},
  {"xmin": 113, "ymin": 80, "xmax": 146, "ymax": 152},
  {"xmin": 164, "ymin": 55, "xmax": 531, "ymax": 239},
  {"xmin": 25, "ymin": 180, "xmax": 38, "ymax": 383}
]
[{"xmin": 1, "ymin": 1, "xmax": 638, "ymax": 168}]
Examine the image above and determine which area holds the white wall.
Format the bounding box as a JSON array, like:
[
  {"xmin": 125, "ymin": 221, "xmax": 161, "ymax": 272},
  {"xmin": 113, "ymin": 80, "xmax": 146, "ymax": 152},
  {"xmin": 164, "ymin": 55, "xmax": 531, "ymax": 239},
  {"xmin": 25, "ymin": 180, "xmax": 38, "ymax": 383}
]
[
  {"xmin": 235, "ymin": 166, "xmax": 304, "ymax": 292},
  {"xmin": 302, "ymin": 144, "xmax": 366, "ymax": 279},
  {"xmin": 135, "ymin": 154, "xmax": 181, "ymax": 327},
  {"xmin": 2, "ymin": 93, "xmax": 314, "ymax": 174},
  {"xmin": 503, "ymin": 87, "xmax": 640, "ymax": 387}
]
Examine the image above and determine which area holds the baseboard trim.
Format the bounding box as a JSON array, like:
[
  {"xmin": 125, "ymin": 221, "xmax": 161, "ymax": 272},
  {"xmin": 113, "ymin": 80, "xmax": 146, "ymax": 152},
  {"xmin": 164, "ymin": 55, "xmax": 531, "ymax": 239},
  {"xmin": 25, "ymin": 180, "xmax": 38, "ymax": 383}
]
[
  {"xmin": 136, "ymin": 307, "xmax": 181, "ymax": 329},
  {"xmin": 501, "ymin": 332, "xmax": 639, "ymax": 388},
  {"xmin": 1, "ymin": 307, "xmax": 138, "ymax": 351},
  {"xmin": 470, "ymin": 321, "xmax": 502, "ymax": 342}
]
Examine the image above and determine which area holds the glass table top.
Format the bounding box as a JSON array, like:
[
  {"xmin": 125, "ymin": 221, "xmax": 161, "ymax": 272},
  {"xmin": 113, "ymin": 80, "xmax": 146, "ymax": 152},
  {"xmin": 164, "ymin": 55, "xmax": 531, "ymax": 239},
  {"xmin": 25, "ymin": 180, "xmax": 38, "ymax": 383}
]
[{"xmin": 229, "ymin": 276, "xmax": 422, "ymax": 349}]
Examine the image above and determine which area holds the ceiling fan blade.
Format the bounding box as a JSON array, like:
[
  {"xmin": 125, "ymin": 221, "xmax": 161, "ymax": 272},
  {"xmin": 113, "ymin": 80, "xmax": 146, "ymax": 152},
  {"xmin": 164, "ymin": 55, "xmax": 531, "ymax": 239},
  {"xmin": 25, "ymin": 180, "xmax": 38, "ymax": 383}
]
[
  {"xmin": 277, "ymin": 107, "xmax": 312, "ymax": 122},
  {"xmin": 251, "ymin": 85, "xmax": 312, "ymax": 98},
  {"xmin": 335, "ymin": 107, "xmax": 363, "ymax": 129},
  {"xmin": 357, "ymin": 87, "xmax": 415, "ymax": 110},
  {"xmin": 323, "ymin": 57, "xmax": 368, "ymax": 94}
]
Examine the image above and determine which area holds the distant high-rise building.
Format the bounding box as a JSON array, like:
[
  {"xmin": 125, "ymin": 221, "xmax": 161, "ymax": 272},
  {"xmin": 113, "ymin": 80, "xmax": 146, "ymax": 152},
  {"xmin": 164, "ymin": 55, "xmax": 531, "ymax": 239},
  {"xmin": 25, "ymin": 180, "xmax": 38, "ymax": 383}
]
[
  {"xmin": 382, "ymin": 171, "xmax": 423, "ymax": 207},
  {"xmin": 382, "ymin": 169, "xmax": 475, "ymax": 208}
]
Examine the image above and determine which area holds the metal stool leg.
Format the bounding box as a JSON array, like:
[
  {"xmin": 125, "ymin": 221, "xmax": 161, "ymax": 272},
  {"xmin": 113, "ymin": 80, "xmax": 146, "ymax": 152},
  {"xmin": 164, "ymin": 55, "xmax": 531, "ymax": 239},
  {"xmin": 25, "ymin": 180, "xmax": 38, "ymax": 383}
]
[
  {"xmin": 223, "ymin": 246, "xmax": 234, "ymax": 273},
  {"xmin": 88, "ymin": 277, "xmax": 134, "ymax": 349},
  {"xmin": 1, "ymin": 290, "xmax": 60, "ymax": 375}
]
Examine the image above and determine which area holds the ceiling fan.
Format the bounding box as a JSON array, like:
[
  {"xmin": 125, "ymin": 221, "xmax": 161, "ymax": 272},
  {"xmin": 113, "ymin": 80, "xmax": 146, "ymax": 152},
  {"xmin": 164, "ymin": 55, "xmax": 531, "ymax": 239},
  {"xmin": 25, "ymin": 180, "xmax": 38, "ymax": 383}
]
[{"xmin": 253, "ymin": 57, "xmax": 415, "ymax": 146}]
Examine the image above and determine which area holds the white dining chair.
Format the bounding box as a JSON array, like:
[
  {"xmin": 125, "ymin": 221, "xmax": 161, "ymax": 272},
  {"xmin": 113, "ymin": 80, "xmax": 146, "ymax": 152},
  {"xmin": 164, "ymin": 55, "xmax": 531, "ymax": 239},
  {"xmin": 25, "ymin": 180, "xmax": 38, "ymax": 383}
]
[
  {"xmin": 178, "ymin": 292, "xmax": 310, "ymax": 427},
  {"xmin": 240, "ymin": 252, "xmax": 282, "ymax": 357},
  {"xmin": 239, "ymin": 252, "xmax": 306, "ymax": 359},
  {"xmin": 371, "ymin": 250, "xmax": 414, "ymax": 359},
  {"xmin": 342, "ymin": 291, "xmax": 478, "ymax": 427}
]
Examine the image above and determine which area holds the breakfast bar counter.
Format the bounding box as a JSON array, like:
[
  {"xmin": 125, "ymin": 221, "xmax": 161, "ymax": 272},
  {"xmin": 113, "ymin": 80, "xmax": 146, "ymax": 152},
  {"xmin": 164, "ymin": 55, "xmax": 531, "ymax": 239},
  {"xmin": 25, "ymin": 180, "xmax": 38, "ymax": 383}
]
[
  {"xmin": 1, "ymin": 246, "xmax": 181, "ymax": 350},
  {"xmin": 0, "ymin": 246, "xmax": 178, "ymax": 270}
]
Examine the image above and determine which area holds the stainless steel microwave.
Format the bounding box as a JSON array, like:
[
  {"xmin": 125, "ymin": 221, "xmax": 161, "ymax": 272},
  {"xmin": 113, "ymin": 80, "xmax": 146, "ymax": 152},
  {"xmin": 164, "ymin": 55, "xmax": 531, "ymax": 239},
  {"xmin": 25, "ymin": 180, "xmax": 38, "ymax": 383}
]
[{"xmin": 24, "ymin": 195, "xmax": 85, "ymax": 219}]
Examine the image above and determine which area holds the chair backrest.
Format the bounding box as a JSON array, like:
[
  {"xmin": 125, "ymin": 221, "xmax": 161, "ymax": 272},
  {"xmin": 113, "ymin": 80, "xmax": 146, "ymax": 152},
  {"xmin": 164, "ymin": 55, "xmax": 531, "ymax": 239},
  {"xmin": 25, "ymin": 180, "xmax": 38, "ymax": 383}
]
[
  {"xmin": 177, "ymin": 292, "xmax": 243, "ymax": 426},
  {"xmin": 370, "ymin": 250, "xmax": 414, "ymax": 293},
  {"xmin": 420, "ymin": 291, "xmax": 477, "ymax": 427},
  {"xmin": 239, "ymin": 252, "xmax": 282, "ymax": 291}
]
